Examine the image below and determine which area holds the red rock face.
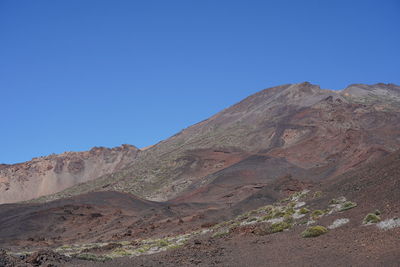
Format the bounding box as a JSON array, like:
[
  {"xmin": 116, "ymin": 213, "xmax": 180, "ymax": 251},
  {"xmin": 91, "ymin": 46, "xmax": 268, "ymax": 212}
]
[{"xmin": 0, "ymin": 144, "xmax": 139, "ymax": 204}]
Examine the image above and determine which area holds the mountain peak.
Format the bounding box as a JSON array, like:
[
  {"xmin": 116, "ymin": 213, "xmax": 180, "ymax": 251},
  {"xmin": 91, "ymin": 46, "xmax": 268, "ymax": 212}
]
[{"xmin": 342, "ymin": 83, "xmax": 400, "ymax": 101}]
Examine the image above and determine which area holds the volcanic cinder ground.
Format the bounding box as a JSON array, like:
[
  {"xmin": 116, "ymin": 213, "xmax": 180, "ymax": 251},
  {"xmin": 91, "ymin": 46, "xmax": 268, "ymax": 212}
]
[{"xmin": 0, "ymin": 82, "xmax": 399, "ymax": 267}]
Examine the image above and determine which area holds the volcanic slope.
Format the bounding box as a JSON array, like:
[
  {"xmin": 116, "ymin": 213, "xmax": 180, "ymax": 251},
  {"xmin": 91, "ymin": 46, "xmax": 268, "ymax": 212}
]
[
  {"xmin": 33, "ymin": 82, "xmax": 400, "ymax": 206},
  {"xmin": 2, "ymin": 148, "xmax": 399, "ymax": 266},
  {"xmin": 0, "ymin": 145, "xmax": 139, "ymax": 204},
  {"xmin": 77, "ymin": 149, "xmax": 400, "ymax": 267},
  {"xmin": 1, "ymin": 82, "xmax": 400, "ymax": 266}
]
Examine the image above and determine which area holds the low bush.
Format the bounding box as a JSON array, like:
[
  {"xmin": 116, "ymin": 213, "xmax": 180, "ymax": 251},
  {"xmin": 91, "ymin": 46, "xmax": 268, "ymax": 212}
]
[
  {"xmin": 270, "ymin": 222, "xmax": 291, "ymax": 233},
  {"xmin": 363, "ymin": 213, "xmax": 381, "ymax": 224},
  {"xmin": 339, "ymin": 201, "xmax": 357, "ymax": 211},
  {"xmin": 311, "ymin": 210, "xmax": 324, "ymax": 219},
  {"xmin": 301, "ymin": 226, "xmax": 328, "ymax": 238},
  {"xmin": 253, "ymin": 222, "xmax": 291, "ymax": 235},
  {"xmin": 157, "ymin": 239, "xmax": 169, "ymax": 247},
  {"xmin": 299, "ymin": 207, "xmax": 310, "ymax": 214}
]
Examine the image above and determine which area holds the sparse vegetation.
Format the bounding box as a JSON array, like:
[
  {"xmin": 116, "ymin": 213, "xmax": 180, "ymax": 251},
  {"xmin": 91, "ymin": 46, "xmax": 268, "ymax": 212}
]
[
  {"xmin": 339, "ymin": 201, "xmax": 357, "ymax": 211},
  {"xmin": 157, "ymin": 239, "xmax": 169, "ymax": 247},
  {"xmin": 311, "ymin": 210, "xmax": 324, "ymax": 219},
  {"xmin": 301, "ymin": 226, "xmax": 328, "ymax": 238},
  {"xmin": 272, "ymin": 209, "xmax": 285, "ymax": 218},
  {"xmin": 21, "ymin": 190, "xmax": 370, "ymax": 262},
  {"xmin": 270, "ymin": 222, "xmax": 291, "ymax": 233},
  {"xmin": 363, "ymin": 213, "xmax": 381, "ymax": 224},
  {"xmin": 330, "ymin": 196, "xmax": 346, "ymax": 205},
  {"xmin": 247, "ymin": 217, "xmax": 258, "ymax": 222},
  {"xmin": 111, "ymin": 248, "xmax": 131, "ymax": 257},
  {"xmin": 285, "ymin": 207, "xmax": 295, "ymax": 215},
  {"xmin": 299, "ymin": 207, "xmax": 310, "ymax": 214}
]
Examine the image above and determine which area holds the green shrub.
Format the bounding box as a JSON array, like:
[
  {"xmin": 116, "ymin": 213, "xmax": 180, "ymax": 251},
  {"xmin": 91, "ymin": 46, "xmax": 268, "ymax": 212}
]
[
  {"xmin": 298, "ymin": 219, "xmax": 308, "ymax": 225},
  {"xmin": 253, "ymin": 222, "xmax": 291, "ymax": 235},
  {"xmin": 363, "ymin": 213, "xmax": 381, "ymax": 224},
  {"xmin": 270, "ymin": 222, "xmax": 291, "ymax": 233},
  {"xmin": 311, "ymin": 210, "xmax": 324, "ymax": 219},
  {"xmin": 283, "ymin": 214, "xmax": 294, "ymax": 224},
  {"xmin": 301, "ymin": 226, "xmax": 328, "ymax": 238},
  {"xmin": 247, "ymin": 217, "xmax": 258, "ymax": 222},
  {"xmin": 285, "ymin": 207, "xmax": 295, "ymax": 215},
  {"xmin": 339, "ymin": 201, "xmax": 357, "ymax": 211},
  {"xmin": 299, "ymin": 207, "xmax": 310, "ymax": 214},
  {"xmin": 112, "ymin": 248, "xmax": 131, "ymax": 256},
  {"xmin": 272, "ymin": 210, "xmax": 285, "ymax": 218},
  {"xmin": 374, "ymin": 209, "xmax": 381, "ymax": 215},
  {"xmin": 157, "ymin": 239, "xmax": 169, "ymax": 247}
]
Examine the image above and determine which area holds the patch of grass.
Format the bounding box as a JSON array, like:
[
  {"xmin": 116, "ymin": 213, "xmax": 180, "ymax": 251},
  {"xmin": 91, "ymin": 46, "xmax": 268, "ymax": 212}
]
[
  {"xmin": 284, "ymin": 207, "xmax": 295, "ymax": 216},
  {"xmin": 363, "ymin": 213, "xmax": 381, "ymax": 224},
  {"xmin": 291, "ymin": 190, "xmax": 309, "ymax": 201},
  {"xmin": 339, "ymin": 201, "xmax": 357, "ymax": 211},
  {"xmin": 157, "ymin": 239, "xmax": 169, "ymax": 247},
  {"xmin": 270, "ymin": 222, "xmax": 291, "ymax": 233},
  {"xmin": 330, "ymin": 196, "xmax": 346, "ymax": 204},
  {"xmin": 298, "ymin": 219, "xmax": 308, "ymax": 225},
  {"xmin": 283, "ymin": 214, "xmax": 294, "ymax": 224},
  {"xmin": 299, "ymin": 207, "xmax": 310, "ymax": 214},
  {"xmin": 59, "ymin": 245, "xmax": 72, "ymax": 249},
  {"xmin": 111, "ymin": 248, "xmax": 131, "ymax": 257},
  {"xmin": 247, "ymin": 217, "xmax": 258, "ymax": 223},
  {"xmin": 301, "ymin": 226, "xmax": 328, "ymax": 238},
  {"xmin": 253, "ymin": 222, "xmax": 291, "ymax": 236},
  {"xmin": 272, "ymin": 209, "xmax": 285, "ymax": 218},
  {"xmin": 257, "ymin": 214, "xmax": 273, "ymax": 222},
  {"xmin": 136, "ymin": 245, "xmax": 151, "ymax": 253},
  {"xmin": 311, "ymin": 210, "xmax": 324, "ymax": 219}
]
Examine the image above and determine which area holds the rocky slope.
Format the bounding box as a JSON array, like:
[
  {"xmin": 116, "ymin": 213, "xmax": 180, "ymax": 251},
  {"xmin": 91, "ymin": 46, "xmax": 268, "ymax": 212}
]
[
  {"xmin": 0, "ymin": 144, "xmax": 139, "ymax": 204},
  {"xmin": 1, "ymin": 149, "xmax": 399, "ymax": 266},
  {"xmin": 0, "ymin": 82, "xmax": 400, "ymax": 266},
  {"xmin": 32, "ymin": 82, "xmax": 400, "ymax": 205}
]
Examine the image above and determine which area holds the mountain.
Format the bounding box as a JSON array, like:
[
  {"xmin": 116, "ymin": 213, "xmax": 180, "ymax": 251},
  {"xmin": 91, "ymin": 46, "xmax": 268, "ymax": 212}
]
[
  {"xmin": 0, "ymin": 144, "xmax": 139, "ymax": 204},
  {"xmin": 1, "ymin": 82, "xmax": 400, "ymax": 266},
  {"xmin": 30, "ymin": 82, "xmax": 400, "ymax": 204}
]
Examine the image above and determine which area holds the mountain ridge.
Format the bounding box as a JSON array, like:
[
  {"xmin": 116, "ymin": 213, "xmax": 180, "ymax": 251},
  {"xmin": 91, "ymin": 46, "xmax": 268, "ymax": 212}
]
[{"xmin": 15, "ymin": 82, "xmax": 400, "ymax": 205}]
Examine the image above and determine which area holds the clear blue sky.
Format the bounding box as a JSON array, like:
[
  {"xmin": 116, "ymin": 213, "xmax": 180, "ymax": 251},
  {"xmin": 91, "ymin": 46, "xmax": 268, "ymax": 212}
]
[{"xmin": 1, "ymin": 0, "xmax": 399, "ymax": 164}]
